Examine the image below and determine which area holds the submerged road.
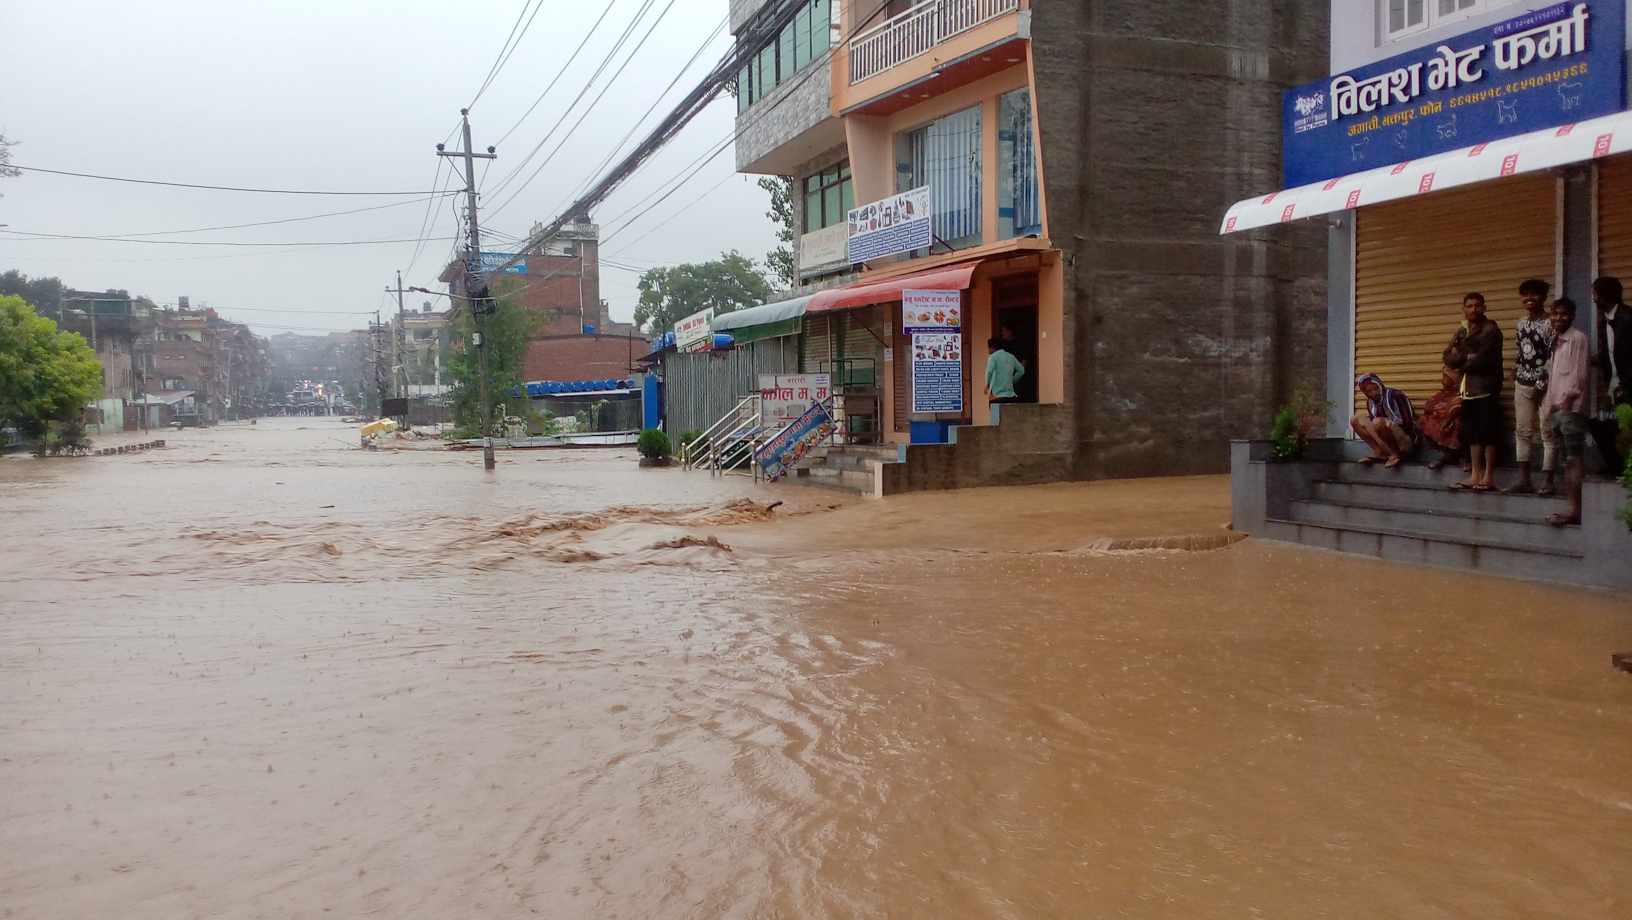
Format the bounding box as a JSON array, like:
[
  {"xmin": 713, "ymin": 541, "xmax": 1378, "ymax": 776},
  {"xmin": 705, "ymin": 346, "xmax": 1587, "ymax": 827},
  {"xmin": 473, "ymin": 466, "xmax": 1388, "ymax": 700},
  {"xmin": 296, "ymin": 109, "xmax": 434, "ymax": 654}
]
[{"xmin": 2, "ymin": 418, "xmax": 1629, "ymax": 919}]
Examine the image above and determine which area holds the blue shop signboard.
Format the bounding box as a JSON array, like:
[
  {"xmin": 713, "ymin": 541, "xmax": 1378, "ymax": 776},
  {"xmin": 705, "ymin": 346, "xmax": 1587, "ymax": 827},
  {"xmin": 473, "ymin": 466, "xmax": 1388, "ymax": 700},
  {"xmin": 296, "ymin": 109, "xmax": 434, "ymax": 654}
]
[{"xmin": 1282, "ymin": 0, "xmax": 1626, "ymax": 188}]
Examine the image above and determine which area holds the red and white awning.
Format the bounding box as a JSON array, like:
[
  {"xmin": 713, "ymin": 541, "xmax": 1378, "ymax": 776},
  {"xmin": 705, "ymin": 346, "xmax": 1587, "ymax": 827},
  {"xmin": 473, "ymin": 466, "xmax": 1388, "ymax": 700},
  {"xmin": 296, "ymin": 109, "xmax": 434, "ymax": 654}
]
[{"xmin": 1221, "ymin": 109, "xmax": 1632, "ymax": 234}]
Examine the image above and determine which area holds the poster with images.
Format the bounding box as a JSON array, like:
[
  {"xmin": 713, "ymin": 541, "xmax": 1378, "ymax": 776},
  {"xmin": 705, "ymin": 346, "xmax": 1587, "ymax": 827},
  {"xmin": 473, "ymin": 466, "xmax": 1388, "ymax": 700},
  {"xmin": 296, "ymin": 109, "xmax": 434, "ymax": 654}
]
[{"xmin": 911, "ymin": 333, "xmax": 963, "ymax": 414}]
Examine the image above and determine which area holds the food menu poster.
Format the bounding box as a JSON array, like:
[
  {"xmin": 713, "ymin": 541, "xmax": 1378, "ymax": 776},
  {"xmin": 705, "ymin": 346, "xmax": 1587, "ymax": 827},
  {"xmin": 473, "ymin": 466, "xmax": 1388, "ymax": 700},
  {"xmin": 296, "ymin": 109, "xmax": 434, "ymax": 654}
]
[
  {"xmin": 903, "ymin": 289, "xmax": 962, "ymax": 334},
  {"xmin": 911, "ymin": 332, "xmax": 963, "ymax": 414}
]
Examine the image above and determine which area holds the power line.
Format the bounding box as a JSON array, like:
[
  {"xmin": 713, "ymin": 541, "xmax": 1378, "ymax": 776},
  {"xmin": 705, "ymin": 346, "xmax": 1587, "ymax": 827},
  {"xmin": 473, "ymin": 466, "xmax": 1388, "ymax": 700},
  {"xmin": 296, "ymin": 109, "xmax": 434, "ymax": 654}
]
[
  {"xmin": 468, "ymin": 0, "xmax": 541, "ymax": 109},
  {"xmin": 0, "ymin": 230, "xmax": 458, "ymax": 247},
  {"xmin": 56, "ymin": 193, "xmax": 459, "ymax": 240},
  {"xmin": 493, "ymin": 0, "xmax": 624, "ymax": 149},
  {"xmin": 604, "ymin": 170, "xmax": 739, "ymax": 251},
  {"xmin": 405, "ymin": 160, "xmax": 451, "ymax": 275},
  {"xmin": 486, "ymin": 0, "xmax": 657, "ymax": 202},
  {"xmin": 8, "ymin": 164, "xmax": 447, "ymax": 196},
  {"xmin": 556, "ymin": 13, "xmax": 728, "ymax": 212}
]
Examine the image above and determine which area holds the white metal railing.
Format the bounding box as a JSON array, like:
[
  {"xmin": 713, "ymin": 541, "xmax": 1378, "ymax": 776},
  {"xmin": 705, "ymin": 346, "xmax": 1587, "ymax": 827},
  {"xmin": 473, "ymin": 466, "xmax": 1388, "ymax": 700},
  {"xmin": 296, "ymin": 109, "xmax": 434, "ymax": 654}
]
[
  {"xmin": 848, "ymin": 0, "xmax": 1020, "ymax": 84},
  {"xmin": 681, "ymin": 394, "xmax": 763, "ymax": 475}
]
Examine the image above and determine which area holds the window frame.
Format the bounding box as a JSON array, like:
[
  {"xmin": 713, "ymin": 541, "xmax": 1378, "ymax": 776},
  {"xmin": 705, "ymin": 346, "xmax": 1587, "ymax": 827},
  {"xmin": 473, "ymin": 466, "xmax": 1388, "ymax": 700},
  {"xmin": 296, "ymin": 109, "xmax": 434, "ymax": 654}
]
[
  {"xmin": 1382, "ymin": 0, "xmax": 1517, "ymax": 43},
  {"xmin": 802, "ymin": 161, "xmax": 854, "ymax": 234}
]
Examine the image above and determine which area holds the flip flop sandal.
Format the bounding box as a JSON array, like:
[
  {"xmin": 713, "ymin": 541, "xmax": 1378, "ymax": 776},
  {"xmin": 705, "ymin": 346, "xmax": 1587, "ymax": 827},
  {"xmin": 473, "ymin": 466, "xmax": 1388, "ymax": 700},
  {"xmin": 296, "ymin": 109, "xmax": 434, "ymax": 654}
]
[
  {"xmin": 1448, "ymin": 481, "xmax": 1473, "ymax": 491},
  {"xmin": 1358, "ymin": 456, "xmax": 1378, "ymax": 466}
]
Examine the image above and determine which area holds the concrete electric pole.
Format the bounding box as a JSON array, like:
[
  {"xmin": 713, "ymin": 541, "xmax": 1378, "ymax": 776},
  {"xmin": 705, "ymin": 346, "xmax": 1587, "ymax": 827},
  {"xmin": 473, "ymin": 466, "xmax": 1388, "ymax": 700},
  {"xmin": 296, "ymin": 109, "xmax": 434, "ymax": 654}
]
[
  {"xmin": 437, "ymin": 109, "xmax": 498, "ymax": 472},
  {"xmin": 388, "ymin": 270, "xmax": 409, "ymax": 422}
]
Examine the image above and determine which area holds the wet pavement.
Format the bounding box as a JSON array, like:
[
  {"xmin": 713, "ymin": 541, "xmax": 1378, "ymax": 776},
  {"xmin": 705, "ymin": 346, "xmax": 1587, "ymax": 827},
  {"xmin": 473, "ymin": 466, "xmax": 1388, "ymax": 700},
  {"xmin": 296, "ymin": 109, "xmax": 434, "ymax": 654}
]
[{"xmin": 2, "ymin": 418, "xmax": 1630, "ymax": 919}]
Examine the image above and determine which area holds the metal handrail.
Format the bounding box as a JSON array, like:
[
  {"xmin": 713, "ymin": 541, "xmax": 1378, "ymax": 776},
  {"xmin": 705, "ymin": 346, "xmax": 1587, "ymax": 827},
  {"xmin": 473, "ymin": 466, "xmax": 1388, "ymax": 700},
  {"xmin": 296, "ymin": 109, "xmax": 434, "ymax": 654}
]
[
  {"xmin": 848, "ymin": 0, "xmax": 1019, "ymax": 84},
  {"xmin": 682, "ymin": 394, "xmax": 759, "ymax": 470}
]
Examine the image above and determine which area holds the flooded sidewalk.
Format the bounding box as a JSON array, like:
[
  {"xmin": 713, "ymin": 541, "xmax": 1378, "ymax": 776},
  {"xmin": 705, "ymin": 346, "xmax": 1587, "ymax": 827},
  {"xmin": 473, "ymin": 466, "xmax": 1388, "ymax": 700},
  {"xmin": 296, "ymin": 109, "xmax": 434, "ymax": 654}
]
[{"xmin": 2, "ymin": 419, "xmax": 1629, "ymax": 919}]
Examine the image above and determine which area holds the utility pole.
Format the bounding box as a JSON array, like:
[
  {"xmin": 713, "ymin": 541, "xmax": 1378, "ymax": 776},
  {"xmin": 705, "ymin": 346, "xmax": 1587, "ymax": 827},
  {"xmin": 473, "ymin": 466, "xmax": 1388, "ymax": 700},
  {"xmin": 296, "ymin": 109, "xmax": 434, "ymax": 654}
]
[
  {"xmin": 437, "ymin": 109, "xmax": 498, "ymax": 472},
  {"xmin": 372, "ymin": 310, "xmax": 388, "ymax": 418},
  {"xmin": 388, "ymin": 270, "xmax": 409, "ymax": 426}
]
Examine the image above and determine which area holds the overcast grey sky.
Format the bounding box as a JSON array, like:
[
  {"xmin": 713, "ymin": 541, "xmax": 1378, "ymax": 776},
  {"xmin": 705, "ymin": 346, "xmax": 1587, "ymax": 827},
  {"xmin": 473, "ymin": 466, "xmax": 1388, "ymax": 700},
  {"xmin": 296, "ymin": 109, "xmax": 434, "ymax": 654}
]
[{"xmin": 0, "ymin": 0, "xmax": 775, "ymax": 335}]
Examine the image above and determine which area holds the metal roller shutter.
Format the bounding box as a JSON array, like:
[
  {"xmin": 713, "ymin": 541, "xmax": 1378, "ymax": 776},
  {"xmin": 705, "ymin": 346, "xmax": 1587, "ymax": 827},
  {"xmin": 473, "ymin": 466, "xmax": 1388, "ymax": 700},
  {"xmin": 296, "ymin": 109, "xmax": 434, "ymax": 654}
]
[
  {"xmin": 801, "ymin": 314, "xmax": 832, "ymax": 374},
  {"xmin": 1354, "ymin": 175, "xmax": 1557, "ymax": 424},
  {"xmin": 1600, "ymin": 154, "xmax": 1632, "ymax": 282},
  {"xmin": 893, "ymin": 306, "xmax": 910, "ymax": 433}
]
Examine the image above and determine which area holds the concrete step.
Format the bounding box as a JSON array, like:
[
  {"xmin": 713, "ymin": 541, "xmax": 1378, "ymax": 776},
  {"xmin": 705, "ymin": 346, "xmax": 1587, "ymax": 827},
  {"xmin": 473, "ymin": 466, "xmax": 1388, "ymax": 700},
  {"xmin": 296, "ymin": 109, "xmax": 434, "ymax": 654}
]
[
  {"xmin": 789, "ymin": 465, "xmax": 875, "ymax": 495},
  {"xmin": 1312, "ymin": 479, "xmax": 1570, "ymax": 519},
  {"xmin": 1289, "ymin": 499, "xmax": 1583, "ymax": 554},
  {"xmin": 808, "ymin": 450, "xmax": 887, "ymax": 472},
  {"xmin": 1332, "ymin": 458, "xmax": 1584, "ymax": 491},
  {"xmin": 826, "ymin": 444, "xmax": 902, "ymax": 464},
  {"xmin": 1262, "ymin": 518, "xmax": 1590, "ymax": 585}
]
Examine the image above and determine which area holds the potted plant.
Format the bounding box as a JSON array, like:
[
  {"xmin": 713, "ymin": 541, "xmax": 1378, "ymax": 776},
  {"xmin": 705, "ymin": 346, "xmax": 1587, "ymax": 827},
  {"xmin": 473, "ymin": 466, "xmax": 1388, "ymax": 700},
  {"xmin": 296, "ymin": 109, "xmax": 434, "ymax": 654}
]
[{"xmin": 637, "ymin": 428, "xmax": 674, "ymax": 468}]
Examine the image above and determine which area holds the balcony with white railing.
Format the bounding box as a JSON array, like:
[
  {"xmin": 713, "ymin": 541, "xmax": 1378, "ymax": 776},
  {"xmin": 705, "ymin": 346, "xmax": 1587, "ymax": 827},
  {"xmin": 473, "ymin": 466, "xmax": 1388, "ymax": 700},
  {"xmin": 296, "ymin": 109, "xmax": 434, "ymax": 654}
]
[{"xmin": 847, "ymin": 0, "xmax": 1020, "ymax": 85}]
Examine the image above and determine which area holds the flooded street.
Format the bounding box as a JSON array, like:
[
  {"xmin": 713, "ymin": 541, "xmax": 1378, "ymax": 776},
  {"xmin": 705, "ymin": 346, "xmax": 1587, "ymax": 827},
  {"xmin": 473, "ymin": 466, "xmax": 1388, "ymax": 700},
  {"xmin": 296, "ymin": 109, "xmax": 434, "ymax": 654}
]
[{"xmin": 3, "ymin": 418, "xmax": 1630, "ymax": 919}]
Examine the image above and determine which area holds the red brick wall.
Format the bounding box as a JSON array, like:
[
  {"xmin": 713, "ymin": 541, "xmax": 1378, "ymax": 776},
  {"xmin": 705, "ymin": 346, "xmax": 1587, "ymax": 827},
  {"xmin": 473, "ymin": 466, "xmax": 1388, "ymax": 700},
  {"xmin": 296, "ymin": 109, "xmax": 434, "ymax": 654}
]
[{"xmin": 523, "ymin": 335, "xmax": 639, "ymax": 382}]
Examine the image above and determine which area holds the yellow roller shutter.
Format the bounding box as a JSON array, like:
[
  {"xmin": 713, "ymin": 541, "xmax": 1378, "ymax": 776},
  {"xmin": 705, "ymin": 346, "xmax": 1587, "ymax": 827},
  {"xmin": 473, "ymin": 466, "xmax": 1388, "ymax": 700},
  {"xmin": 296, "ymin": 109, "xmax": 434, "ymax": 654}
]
[
  {"xmin": 1354, "ymin": 175, "xmax": 1557, "ymax": 424},
  {"xmin": 1600, "ymin": 154, "xmax": 1632, "ymax": 282}
]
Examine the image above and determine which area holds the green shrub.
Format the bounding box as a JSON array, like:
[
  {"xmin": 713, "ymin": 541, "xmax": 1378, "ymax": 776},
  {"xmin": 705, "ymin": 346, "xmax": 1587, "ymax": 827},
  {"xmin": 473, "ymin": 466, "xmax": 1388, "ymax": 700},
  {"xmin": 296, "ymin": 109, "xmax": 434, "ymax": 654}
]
[
  {"xmin": 678, "ymin": 429, "xmax": 705, "ymax": 451},
  {"xmin": 637, "ymin": 428, "xmax": 673, "ymax": 460},
  {"xmin": 1268, "ymin": 385, "xmax": 1333, "ymax": 462}
]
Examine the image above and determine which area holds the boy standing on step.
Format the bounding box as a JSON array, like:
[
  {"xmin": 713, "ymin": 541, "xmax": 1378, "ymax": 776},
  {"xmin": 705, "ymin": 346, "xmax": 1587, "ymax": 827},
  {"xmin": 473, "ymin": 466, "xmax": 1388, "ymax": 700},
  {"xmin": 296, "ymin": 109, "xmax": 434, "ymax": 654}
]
[
  {"xmin": 1542, "ymin": 298, "xmax": 1590, "ymax": 527},
  {"xmin": 1509, "ymin": 279, "xmax": 1557, "ymax": 495},
  {"xmin": 1444, "ymin": 292, "xmax": 1503, "ymax": 492}
]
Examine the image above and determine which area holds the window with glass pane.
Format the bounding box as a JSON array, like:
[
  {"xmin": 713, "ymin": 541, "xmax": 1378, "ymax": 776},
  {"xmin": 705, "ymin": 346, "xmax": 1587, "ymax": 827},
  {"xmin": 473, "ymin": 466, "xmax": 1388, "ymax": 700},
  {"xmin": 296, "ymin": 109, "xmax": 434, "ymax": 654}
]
[
  {"xmin": 794, "ymin": 7, "xmax": 811, "ymax": 70},
  {"xmin": 738, "ymin": 65, "xmax": 751, "ymax": 113},
  {"xmin": 998, "ymin": 89, "xmax": 1041, "ymax": 239},
  {"xmin": 778, "ymin": 23, "xmax": 795, "ymax": 83},
  {"xmin": 903, "ymin": 106, "xmax": 982, "ymax": 247},
  {"xmin": 811, "ymin": 0, "xmax": 831, "ymax": 50},
  {"xmin": 803, "ymin": 162, "xmax": 854, "ymax": 233}
]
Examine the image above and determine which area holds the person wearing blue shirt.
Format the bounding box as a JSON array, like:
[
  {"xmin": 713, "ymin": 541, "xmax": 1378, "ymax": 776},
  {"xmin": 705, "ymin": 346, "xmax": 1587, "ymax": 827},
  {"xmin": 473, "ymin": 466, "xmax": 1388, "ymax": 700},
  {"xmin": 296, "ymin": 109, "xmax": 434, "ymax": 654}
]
[{"xmin": 984, "ymin": 338, "xmax": 1025, "ymax": 404}]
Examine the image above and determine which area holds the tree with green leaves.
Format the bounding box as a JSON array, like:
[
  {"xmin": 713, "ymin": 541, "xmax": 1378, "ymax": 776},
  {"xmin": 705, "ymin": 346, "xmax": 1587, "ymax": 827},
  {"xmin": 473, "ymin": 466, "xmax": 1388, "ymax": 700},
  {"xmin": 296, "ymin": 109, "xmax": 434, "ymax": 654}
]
[
  {"xmin": 758, "ymin": 176, "xmax": 796, "ymax": 289},
  {"xmin": 0, "ymin": 294, "xmax": 102, "ymax": 442},
  {"xmin": 633, "ymin": 250, "xmax": 774, "ymax": 334},
  {"xmin": 447, "ymin": 278, "xmax": 538, "ymax": 436},
  {"xmin": 0, "ymin": 271, "xmax": 67, "ymax": 322}
]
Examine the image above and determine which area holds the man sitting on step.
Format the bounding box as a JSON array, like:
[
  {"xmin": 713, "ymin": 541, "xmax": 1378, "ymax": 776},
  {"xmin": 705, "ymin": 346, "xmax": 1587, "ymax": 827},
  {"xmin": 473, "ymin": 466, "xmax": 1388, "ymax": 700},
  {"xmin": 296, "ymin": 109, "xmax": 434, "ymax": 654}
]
[{"xmin": 1351, "ymin": 373, "xmax": 1418, "ymax": 470}]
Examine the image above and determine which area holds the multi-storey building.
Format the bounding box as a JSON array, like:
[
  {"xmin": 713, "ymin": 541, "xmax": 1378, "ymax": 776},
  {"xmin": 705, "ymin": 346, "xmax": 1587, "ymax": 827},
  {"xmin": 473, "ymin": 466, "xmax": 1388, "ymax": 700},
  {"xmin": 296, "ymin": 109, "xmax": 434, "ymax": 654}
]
[
  {"xmin": 726, "ymin": 0, "xmax": 1329, "ymax": 486},
  {"xmin": 442, "ymin": 216, "xmax": 642, "ymax": 384}
]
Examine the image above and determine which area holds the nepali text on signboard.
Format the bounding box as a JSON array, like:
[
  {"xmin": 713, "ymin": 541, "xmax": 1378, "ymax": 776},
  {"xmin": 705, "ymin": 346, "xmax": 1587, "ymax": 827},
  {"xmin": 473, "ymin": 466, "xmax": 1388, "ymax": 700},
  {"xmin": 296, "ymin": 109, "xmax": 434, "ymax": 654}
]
[
  {"xmin": 674, "ymin": 308, "xmax": 715, "ymax": 354},
  {"xmin": 754, "ymin": 400, "xmax": 836, "ymax": 481},
  {"xmin": 902, "ymin": 289, "xmax": 963, "ymax": 335},
  {"xmin": 847, "ymin": 186, "xmax": 932, "ymax": 263},
  {"xmin": 479, "ymin": 252, "xmax": 528, "ymax": 275},
  {"xmin": 1281, "ymin": 0, "xmax": 1626, "ymax": 188},
  {"xmin": 758, "ymin": 374, "xmax": 831, "ymax": 427},
  {"xmin": 911, "ymin": 332, "xmax": 963, "ymax": 414}
]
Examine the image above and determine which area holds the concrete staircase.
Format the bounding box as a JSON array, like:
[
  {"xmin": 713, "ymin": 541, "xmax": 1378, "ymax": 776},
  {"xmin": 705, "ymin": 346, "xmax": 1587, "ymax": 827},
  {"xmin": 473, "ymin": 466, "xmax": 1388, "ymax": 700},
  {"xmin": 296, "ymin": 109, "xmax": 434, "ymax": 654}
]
[
  {"xmin": 1263, "ymin": 460, "xmax": 1584, "ymax": 583},
  {"xmin": 789, "ymin": 444, "xmax": 902, "ymax": 497}
]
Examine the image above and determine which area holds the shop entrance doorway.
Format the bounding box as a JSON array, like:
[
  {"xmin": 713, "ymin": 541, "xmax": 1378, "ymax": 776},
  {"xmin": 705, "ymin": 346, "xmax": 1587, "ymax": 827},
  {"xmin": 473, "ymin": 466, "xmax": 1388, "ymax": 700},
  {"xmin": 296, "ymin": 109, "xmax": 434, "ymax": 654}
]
[{"xmin": 994, "ymin": 276, "xmax": 1039, "ymax": 404}]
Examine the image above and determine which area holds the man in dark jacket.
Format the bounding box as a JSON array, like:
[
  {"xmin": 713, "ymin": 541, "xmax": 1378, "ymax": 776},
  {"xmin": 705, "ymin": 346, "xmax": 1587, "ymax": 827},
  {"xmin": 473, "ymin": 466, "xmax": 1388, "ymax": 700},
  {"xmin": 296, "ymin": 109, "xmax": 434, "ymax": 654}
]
[
  {"xmin": 1592, "ymin": 276, "xmax": 1630, "ymax": 474},
  {"xmin": 1445, "ymin": 292, "xmax": 1504, "ymax": 491}
]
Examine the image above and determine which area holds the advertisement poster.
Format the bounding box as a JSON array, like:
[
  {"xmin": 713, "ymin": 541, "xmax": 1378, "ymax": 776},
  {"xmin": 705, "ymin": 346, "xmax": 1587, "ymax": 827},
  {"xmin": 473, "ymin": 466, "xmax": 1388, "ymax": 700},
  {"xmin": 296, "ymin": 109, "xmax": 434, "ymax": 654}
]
[
  {"xmin": 674, "ymin": 308, "xmax": 715, "ymax": 353},
  {"xmin": 478, "ymin": 252, "xmax": 528, "ymax": 275},
  {"xmin": 847, "ymin": 186, "xmax": 932, "ymax": 263},
  {"xmin": 758, "ymin": 374, "xmax": 831, "ymax": 427},
  {"xmin": 911, "ymin": 333, "xmax": 963, "ymax": 414},
  {"xmin": 902, "ymin": 289, "xmax": 962, "ymax": 334},
  {"xmin": 755, "ymin": 400, "xmax": 836, "ymax": 481},
  {"xmin": 1281, "ymin": 0, "xmax": 1626, "ymax": 187}
]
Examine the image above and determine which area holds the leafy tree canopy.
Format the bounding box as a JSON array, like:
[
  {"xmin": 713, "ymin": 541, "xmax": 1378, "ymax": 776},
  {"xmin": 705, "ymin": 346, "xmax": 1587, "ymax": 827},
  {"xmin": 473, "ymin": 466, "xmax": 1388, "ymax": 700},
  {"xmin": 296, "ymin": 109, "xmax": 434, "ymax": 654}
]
[
  {"xmin": 758, "ymin": 176, "xmax": 796, "ymax": 290},
  {"xmin": 0, "ymin": 271, "xmax": 67, "ymax": 319},
  {"xmin": 0, "ymin": 295, "xmax": 102, "ymax": 438},
  {"xmin": 633, "ymin": 251, "xmax": 773, "ymax": 335},
  {"xmin": 447, "ymin": 278, "xmax": 538, "ymax": 436}
]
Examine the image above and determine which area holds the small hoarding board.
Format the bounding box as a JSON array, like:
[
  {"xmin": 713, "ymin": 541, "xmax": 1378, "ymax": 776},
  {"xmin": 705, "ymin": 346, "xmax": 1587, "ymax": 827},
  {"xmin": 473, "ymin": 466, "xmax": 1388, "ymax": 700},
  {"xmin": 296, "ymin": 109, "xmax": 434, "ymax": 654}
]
[
  {"xmin": 758, "ymin": 374, "xmax": 831, "ymax": 427},
  {"xmin": 902, "ymin": 289, "xmax": 962, "ymax": 334},
  {"xmin": 847, "ymin": 186, "xmax": 931, "ymax": 263},
  {"xmin": 755, "ymin": 400, "xmax": 836, "ymax": 481},
  {"xmin": 674, "ymin": 308, "xmax": 715, "ymax": 353},
  {"xmin": 910, "ymin": 334, "xmax": 963, "ymax": 414}
]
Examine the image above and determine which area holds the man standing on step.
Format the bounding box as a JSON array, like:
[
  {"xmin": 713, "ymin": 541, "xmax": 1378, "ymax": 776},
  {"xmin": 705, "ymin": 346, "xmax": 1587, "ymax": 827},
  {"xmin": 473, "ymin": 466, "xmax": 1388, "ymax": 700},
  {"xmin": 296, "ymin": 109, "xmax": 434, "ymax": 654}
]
[
  {"xmin": 1445, "ymin": 292, "xmax": 1503, "ymax": 492},
  {"xmin": 985, "ymin": 338, "xmax": 1025, "ymax": 406},
  {"xmin": 1542, "ymin": 298, "xmax": 1590, "ymax": 528},
  {"xmin": 1592, "ymin": 276, "xmax": 1631, "ymax": 476}
]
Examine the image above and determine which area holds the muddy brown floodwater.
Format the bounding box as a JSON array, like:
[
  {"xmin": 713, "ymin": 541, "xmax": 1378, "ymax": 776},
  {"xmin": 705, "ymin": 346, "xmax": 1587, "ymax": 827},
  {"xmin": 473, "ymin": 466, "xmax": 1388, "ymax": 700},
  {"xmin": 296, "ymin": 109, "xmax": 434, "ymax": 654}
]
[{"xmin": 2, "ymin": 418, "xmax": 1630, "ymax": 919}]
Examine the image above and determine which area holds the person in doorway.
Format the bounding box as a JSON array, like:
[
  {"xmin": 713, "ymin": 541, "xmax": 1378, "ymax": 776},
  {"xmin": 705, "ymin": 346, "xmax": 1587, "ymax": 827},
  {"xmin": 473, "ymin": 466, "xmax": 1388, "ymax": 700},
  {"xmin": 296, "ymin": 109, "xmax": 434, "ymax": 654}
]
[
  {"xmin": 984, "ymin": 337, "xmax": 1025, "ymax": 404},
  {"xmin": 1421, "ymin": 364, "xmax": 1468, "ymax": 472},
  {"xmin": 1351, "ymin": 373, "xmax": 1418, "ymax": 469},
  {"xmin": 1542, "ymin": 298, "xmax": 1590, "ymax": 527},
  {"xmin": 1592, "ymin": 276, "xmax": 1631, "ymax": 475},
  {"xmin": 999, "ymin": 322, "xmax": 1034, "ymax": 403},
  {"xmin": 1509, "ymin": 279, "xmax": 1558, "ymax": 494},
  {"xmin": 1444, "ymin": 292, "xmax": 1504, "ymax": 492}
]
